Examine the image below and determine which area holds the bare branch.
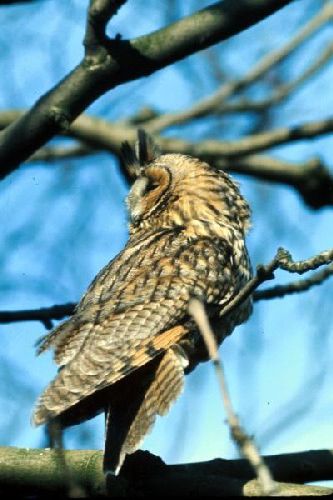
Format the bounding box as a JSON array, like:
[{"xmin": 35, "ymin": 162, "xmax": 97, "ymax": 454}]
[
  {"xmin": 254, "ymin": 263, "xmax": 333, "ymax": 301},
  {"xmin": 217, "ymin": 155, "xmax": 333, "ymax": 210},
  {"xmin": 213, "ymin": 41, "xmax": 333, "ymax": 116},
  {"xmin": 211, "ymin": 118, "xmax": 333, "ymax": 157},
  {"xmin": 0, "ymin": 303, "xmax": 75, "ymax": 328},
  {"xmin": 2, "ymin": 247, "xmax": 333, "ymax": 328},
  {"xmin": 0, "ymin": 0, "xmax": 293, "ymax": 178},
  {"xmin": 219, "ymin": 247, "xmax": 333, "ymax": 321},
  {"xmin": 3, "ymin": 111, "xmax": 333, "ymax": 160},
  {"xmin": 189, "ymin": 299, "xmax": 276, "ymax": 496},
  {"xmin": 145, "ymin": 4, "xmax": 333, "ymax": 132},
  {"xmin": 2, "ymin": 109, "xmax": 333, "ymax": 208}
]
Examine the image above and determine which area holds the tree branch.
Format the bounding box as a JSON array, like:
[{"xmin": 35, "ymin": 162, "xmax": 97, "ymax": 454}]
[
  {"xmin": 217, "ymin": 155, "xmax": 333, "ymax": 209},
  {"xmin": 0, "ymin": 303, "xmax": 75, "ymax": 328},
  {"xmin": 211, "ymin": 40, "xmax": 333, "ymax": 116},
  {"xmin": 2, "ymin": 110, "xmax": 333, "ymax": 208},
  {"xmin": 253, "ymin": 263, "xmax": 333, "ymax": 301},
  {"xmin": 0, "ymin": 447, "xmax": 332, "ymax": 497},
  {"xmin": 144, "ymin": 4, "xmax": 333, "ymax": 132},
  {"xmin": 218, "ymin": 246, "xmax": 333, "ymax": 321},
  {"xmin": 0, "ymin": 0, "xmax": 293, "ymax": 178},
  {"xmin": 1, "ymin": 248, "xmax": 333, "ymax": 327},
  {"xmin": 189, "ymin": 299, "xmax": 276, "ymax": 496}
]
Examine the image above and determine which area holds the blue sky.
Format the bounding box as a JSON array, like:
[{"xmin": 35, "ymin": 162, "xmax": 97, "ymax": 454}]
[{"xmin": 0, "ymin": 0, "xmax": 332, "ymax": 480}]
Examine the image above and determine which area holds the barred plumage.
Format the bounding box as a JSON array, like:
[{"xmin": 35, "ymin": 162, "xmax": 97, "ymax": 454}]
[{"xmin": 33, "ymin": 130, "xmax": 252, "ymax": 474}]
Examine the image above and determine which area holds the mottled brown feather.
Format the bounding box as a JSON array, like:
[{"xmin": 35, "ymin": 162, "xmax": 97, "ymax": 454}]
[{"xmin": 33, "ymin": 133, "xmax": 252, "ymax": 473}]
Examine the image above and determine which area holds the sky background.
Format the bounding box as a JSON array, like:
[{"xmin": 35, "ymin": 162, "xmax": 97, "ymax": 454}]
[{"xmin": 0, "ymin": 0, "xmax": 332, "ymax": 484}]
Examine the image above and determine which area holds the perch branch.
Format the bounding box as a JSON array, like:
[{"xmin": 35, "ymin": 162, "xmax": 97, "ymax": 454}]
[
  {"xmin": 0, "ymin": 447, "xmax": 332, "ymax": 497},
  {"xmin": 0, "ymin": 303, "xmax": 75, "ymax": 329}
]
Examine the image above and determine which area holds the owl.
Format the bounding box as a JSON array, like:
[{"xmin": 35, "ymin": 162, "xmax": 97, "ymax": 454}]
[{"xmin": 33, "ymin": 130, "xmax": 252, "ymax": 475}]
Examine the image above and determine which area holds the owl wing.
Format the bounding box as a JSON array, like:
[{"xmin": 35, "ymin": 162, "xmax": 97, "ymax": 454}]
[
  {"xmin": 33, "ymin": 234, "xmax": 232, "ymax": 426},
  {"xmin": 36, "ymin": 228, "xmax": 178, "ymax": 365}
]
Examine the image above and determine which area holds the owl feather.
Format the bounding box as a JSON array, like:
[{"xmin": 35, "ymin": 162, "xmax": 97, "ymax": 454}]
[{"xmin": 33, "ymin": 130, "xmax": 252, "ymax": 475}]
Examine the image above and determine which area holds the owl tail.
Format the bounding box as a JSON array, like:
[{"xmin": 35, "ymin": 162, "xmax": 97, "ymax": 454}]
[{"xmin": 103, "ymin": 346, "xmax": 188, "ymax": 475}]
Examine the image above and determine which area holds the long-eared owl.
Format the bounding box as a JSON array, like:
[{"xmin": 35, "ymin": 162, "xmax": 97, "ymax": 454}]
[{"xmin": 33, "ymin": 130, "xmax": 252, "ymax": 474}]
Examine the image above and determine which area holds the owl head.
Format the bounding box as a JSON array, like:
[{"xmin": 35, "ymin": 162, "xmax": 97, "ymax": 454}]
[{"xmin": 121, "ymin": 130, "xmax": 251, "ymax": 235}]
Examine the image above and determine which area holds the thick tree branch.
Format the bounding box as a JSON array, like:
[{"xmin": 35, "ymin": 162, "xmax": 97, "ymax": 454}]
[
  {"xmin": 0, "ymin": 447, "xmax": 332, "ymax": 497},
  {"xmin": 0, "ymin": 0, "xmax": 293, "ymax": 178},
  {"xmin": 218, "ymin": 155, "xmax": 333, "ymax": 209},
  {"xmin": 0, "ymin": 0, "xmax": 41, "ymax": 4}
]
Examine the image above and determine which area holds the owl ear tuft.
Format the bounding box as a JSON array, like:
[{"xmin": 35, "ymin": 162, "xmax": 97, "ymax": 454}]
[
  {"xmin": 120, "ymin": 140, "xmax": 141, "ymax": 179},
  {"xmin": 120, "ymin": 130, "xmax": 160, "ymax": 179},
  {"xmin": 135, "ymin": 129, "xmax": 160, "ymax": 166}
]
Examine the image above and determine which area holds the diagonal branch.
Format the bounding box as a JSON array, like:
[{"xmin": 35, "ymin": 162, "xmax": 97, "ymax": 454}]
[
  {"xmin": 145, "ymin": 4, "xmax": 333, "ymax": 132},
  {"xmin": 0, "ymin": 0, "xmax": 293, "ymax": 178},
  {"xmin": 212, "ymin": 40, "xmax": 333, "ymax": 116},
  {"xmin": 218, "ymin": 247, "xmax": 333, "ymax": 322},
  {"xmin": 189, "ymin": 299, "xmax": 276, "ymax": 496}
]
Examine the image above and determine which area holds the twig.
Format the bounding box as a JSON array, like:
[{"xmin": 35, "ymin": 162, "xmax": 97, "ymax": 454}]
[
  {"xmin": 212, "ymin": 41, "xmax": 333, "ymax": 116},
  {"xmin": 145, "ymin": 4, "xmax": 333, "ymax": 132},
  {"xmin": 2, "ymin": 248, "xmax": 333, "ymax": 327},
  {"xmin": 189, "ymin": 298, "xmax": 276, "ymax": 496},
  {"xmin": 254, "ymin": 263, "xmax": 333, "ymax": 301},
  {"xmin": 0, "ymin": 303, "xmax": 75, "ymax": 328},
  {"xmin": 218, "ymin": 247, "xmax": 333, "ymax": 321}
]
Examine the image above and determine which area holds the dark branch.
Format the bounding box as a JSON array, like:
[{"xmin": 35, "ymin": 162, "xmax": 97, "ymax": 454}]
[
  {"xmin": 0, "ymin": 447, "xmax": 332, "ymax": 497},
  {"xmin": 0, "ymin": 0, "xmax": 293, "ymax": 179},
  {"xmin": 0, "ymin": 303, "xmax": 75, "ymax": 327},
  {"xmin": 2, "ymin": 248, "xmax": 333, "ymax": 327}
]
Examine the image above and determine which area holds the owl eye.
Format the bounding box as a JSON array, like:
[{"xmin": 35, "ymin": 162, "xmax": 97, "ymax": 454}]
[{"xmin": 144, "ymin": 179, "xmax": 159, "ymax": 194}]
